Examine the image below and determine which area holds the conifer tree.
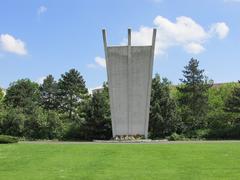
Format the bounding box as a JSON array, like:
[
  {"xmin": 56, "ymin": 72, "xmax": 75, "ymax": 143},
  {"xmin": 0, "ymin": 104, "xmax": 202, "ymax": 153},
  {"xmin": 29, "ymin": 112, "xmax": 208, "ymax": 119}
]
[
  {"xmin": 58, "ymin": 69, "xmax": 88, "ymax": 120},
  {"xmin": 81, "ymin": 84, "xmax": 111, "ymax": 140},
  {"xmin": 177, "ymin": 58, "xmax": 212, "ymax": 132},
  {"xmin": 39, "ymin": 75, "xmax": 58, "ymax": 110},
  {"xmin": 149, "ymin": 74, "xmax": 179, "ymax": 138}
]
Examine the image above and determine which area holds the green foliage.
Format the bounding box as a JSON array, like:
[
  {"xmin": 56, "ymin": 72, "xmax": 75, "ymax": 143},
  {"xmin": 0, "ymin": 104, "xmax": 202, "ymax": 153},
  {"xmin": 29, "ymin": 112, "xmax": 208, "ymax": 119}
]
[
  {"xmin": 187, "ymin": 129, "xmax": 210, "ymax": 139},
  {"xmin": 167, "ymin": 133, "xmax": 186, "ymax": 141},
  {"xmin": 58, "ymin": 69, "xmax": 88, "ymax": 120},
  {"xmin": 0, "ymin": 104, "xmax": 63, "ymax": 140},
  {"xmin": 206, "ymin": 121, "xmax": 240, "ymax": 139},
  {"xmin": 0, "ymin": 88, "xmax": 4, "ymax": 102},
  {"xmin": 177, "ymin": 58, "xmax": 212, "ymax": 132},
  {"xmin": 39, "ymin": 75, "xmax": 59, "ymax": 110},
  {"xmin": 45, "ymin": 111, "xmax": 64, "ymax": 139},
  {"xmin": 204, "ymin": 82, "xmax": 240, "ymax": 139},
  {"xmin": 0, "ymin": 135, "xmax": 18, "ymax": 144},
  {"xmin": 207, "ymin": 83, "xmax": 237, "ymax": 129},
  {"xmin": 0, "ymin": 107, "xmax": 25, "ymax": 137},
  {"xmin": 24, "ymin": 107, "xmax": 48, "ymax": 139},
  {"xmin": 225, "ymin": 82, "xmax": 240, "ymax": 113},
  {"xmin": 0, "ymin": 96, "xmax": 4, "ymax": 134},
  {"xmin": 4, "ymin": 79, "xmax": 40, "ymax": 112},
  {"xmin": 24, "ymin": 107, "xmax": 64, "ymax": 140},
  {"xmin": 149, "ymin": 74, "xmax": 180, "ymax": 139},
  {"xmin": 80, "ymin": 85, "xmax": 112, "ymax": 140},
  {"xmin": 1, "ymin": 64, "xmax": 240, "ymax": 141},
  {"xmin": 167, "ymin": 130, "xmax": 209, "ymax": 141}
]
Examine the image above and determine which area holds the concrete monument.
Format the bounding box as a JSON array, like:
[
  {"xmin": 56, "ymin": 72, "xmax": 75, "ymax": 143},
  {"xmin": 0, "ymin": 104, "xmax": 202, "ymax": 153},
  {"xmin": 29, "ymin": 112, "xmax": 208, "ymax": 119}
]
[{"xmin": 102, "ymin": 29, "xmax": 156, "ymax": 138}]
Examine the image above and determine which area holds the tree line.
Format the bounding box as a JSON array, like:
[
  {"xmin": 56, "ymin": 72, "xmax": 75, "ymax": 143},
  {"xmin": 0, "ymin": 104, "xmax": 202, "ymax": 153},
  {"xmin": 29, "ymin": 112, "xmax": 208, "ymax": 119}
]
[{"xmin": 0, "ymin": 58, "xmax": 240, "ymax": 140}]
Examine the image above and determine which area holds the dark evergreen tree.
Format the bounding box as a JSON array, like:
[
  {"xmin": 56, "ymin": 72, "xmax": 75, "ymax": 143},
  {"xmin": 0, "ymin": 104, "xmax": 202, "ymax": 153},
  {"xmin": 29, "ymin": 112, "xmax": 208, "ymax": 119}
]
[
  {"xmin": 39, "ymin": 75, "xmax": 59, "ymax": 110},
  {"xmin": 149, "ymin": 74, "xmax": 179, "ymax": 139},
  {"xmin": 81, "ymin": 84, "xmax": 112, "ymax": 140},
  {"xmin": 177, "ymin": 58, "xmax": 212, "ymax": 132},
  {"xmin": 58, "ymin": 69, "xmax": 88, "ymax": 120}
]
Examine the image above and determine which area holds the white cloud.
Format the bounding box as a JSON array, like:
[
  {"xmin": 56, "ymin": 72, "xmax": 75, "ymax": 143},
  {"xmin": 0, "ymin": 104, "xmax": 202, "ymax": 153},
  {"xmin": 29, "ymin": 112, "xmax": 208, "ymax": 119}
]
[
  {"xmin": 210, "ymin": 22, "xmax": 229, "ymax": 39},
  {"xmin": 37, "ymin": 5, "xmax": 47, "ymax": 15},
  {"xmin": 128, "ymin": 16, "xmax": 229, "ymax": 55},
  {"xmin": 0, "ymin": 34, "xmax": 27, "ymax": 55},
  {"xmin": 36, "ymin": 76, "xmax": 46, "ymax": 84},
  {"xmin": 153, "ymin": 16, "xmax": 207, "ymax": 43},
  {"xmin": 95, "ymin": 56, "xmax": 106, "ymax": 68},
  {"xmin": 87, "ymin": 56, "xmax": 106, "ymax": 69},
  {"xmin": 184, "ymin": 43, "xmax": 205, "ymax": 54}
]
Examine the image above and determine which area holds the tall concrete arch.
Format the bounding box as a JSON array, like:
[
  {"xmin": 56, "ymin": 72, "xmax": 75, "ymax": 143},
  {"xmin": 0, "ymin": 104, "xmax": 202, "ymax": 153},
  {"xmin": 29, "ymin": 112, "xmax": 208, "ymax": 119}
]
[{"xmin": 102, "ymin": 29, "xmax": 156, "ymax": 138}]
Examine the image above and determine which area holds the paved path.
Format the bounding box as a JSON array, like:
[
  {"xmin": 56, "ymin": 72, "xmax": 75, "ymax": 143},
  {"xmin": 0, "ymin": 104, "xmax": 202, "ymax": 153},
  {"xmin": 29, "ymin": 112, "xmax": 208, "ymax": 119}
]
[{"xmin": 19, "ymin": 140, "xmax": 240, "ymax": 144}]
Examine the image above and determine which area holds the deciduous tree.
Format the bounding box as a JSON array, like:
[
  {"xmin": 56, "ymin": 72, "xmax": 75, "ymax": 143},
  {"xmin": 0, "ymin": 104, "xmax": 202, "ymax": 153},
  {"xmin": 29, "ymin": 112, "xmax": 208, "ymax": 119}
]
[{"xmin": 4, "ymin": 79, "xmax": 40, "ymax": 112}]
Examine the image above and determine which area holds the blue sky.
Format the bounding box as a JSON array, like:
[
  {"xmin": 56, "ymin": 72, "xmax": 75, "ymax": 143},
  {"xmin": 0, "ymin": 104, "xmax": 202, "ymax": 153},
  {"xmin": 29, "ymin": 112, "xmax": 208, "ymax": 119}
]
[{"xmin": 0, "ymin": 0, "xmax": 240, "ymax": 89}]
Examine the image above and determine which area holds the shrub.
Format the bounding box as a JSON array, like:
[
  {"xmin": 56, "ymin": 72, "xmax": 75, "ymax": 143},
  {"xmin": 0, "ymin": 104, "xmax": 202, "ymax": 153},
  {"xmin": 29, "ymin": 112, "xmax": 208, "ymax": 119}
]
[
  {"xmin": 206, "ymin": 125, "xmax": 240, "ymax": 140},
  {"xmin": 24, "ymin": 107, "xmax": 48, "ymax": 139},
  {"xmin": 0, "ymin": 108, "xmax": 25, "ymax": 137},
  {"xmin": 0, "ymin": 135, "xmax": 18, "ymax": 144},
  {"xmin": 167, "ymin": 133, "xmax": 187, "ymax": 141},
  {"xmin": 185, "ymin": 129, "xmax": 210, "ymax": 140},
  {"xmin": 46, "ymin": 111, "xmax": 64, "ymax": 139}
]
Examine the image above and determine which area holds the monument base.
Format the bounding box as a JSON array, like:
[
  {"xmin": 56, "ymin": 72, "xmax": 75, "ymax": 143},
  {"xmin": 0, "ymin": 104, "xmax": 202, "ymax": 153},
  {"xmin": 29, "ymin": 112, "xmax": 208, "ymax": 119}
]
[
  {"xmin": 113, "ymin": 135, "xmax": 145, "ymax": 141},
  {"xmin": 93, "ymin": 139, "xmax": 153, "ymax": 143}
]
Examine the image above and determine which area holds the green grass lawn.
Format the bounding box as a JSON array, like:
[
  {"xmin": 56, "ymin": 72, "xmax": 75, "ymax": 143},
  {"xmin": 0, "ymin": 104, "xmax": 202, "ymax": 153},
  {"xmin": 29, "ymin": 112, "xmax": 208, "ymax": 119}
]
[{"xmin": 0, "ymin": 142, "xmax": 240, "ymax": 180}]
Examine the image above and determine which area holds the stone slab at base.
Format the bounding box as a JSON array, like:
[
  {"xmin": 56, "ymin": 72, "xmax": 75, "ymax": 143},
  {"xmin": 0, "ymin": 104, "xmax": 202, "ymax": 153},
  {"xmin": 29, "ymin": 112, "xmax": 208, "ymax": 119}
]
[{"xmin": 93, "ymin": 139, "xmax": 169, "ymax": 143}]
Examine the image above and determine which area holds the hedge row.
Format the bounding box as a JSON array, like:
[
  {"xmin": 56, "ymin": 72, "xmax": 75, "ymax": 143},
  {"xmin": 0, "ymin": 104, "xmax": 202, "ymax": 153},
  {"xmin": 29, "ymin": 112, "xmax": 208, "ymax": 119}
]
[{"xmin": 0, "ymin": 135, "xmax": 18, "ymax": 144}]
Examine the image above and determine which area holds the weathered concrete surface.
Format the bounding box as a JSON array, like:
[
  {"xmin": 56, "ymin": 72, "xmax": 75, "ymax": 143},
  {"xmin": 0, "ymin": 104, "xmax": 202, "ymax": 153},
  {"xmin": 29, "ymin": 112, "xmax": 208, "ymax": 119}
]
[
  {"xmin": 128, "ymin": 46, "xmax": 152, "ymax": 136},
  {"xmin": 103, "ymin": 29, "xmax": 156, "ymax": 138},
  {"xmin": 107, "ymin": 46, "xmax": 129, "ymax": 136}
]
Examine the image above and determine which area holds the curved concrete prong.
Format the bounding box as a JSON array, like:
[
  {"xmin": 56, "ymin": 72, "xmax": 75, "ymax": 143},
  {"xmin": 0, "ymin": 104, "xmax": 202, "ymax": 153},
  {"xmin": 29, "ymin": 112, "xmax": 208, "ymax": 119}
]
[
  {"xmin": 102, "ymin": 29, "xmax": 108, "ymax": 50},
  {"xmin": 128, "ymin": 28, "xmax": 131, "ymax": 46},
  {"xmin": 144, "ymin": 28, "xmax": 157, "ymax": 139},
  {"xmin": 152, "ymin": 29, "xmax": 157, "ymax": 47}
]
